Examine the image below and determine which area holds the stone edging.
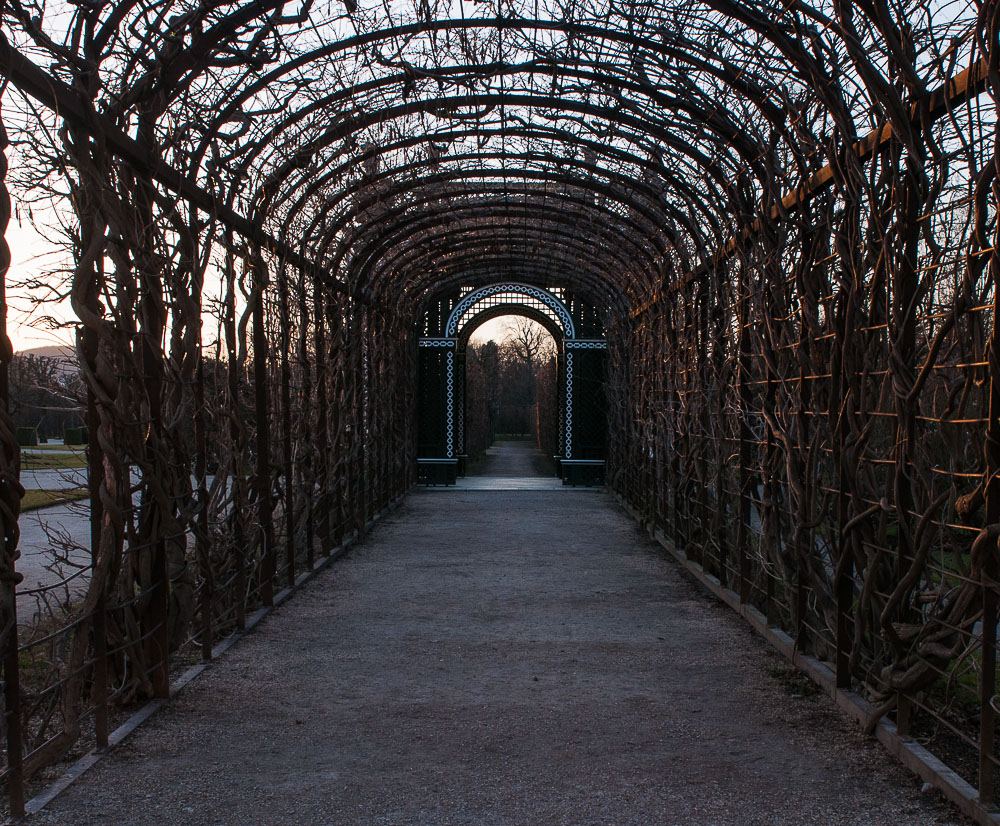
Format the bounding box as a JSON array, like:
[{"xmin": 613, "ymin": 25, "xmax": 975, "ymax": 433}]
[
  {"xmin": 9, "ymin": 494, "xmax": 406, "ymax": 824},
  {"xmin": 617, "ymin": 494, "xmax": 1000, "ymax": 826}
]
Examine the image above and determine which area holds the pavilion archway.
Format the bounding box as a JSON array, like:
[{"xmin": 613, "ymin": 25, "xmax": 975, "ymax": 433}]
[{"xmin": 416, "ymin": 283, "xmax": 606, "ymax": 485}]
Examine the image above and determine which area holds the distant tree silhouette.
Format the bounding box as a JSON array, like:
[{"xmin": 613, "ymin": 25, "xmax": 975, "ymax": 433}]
[
  {"xmin": 467, "ymin": 318, "xmax": 556, "ymax": 446},
  {"xmin": 9, "ymin": 353, "xmax": 83, "ymax": 439}
]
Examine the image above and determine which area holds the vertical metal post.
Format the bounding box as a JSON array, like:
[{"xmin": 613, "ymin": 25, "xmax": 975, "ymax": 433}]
[
  {"xmin": 715, "ymin": 271, "xmax": 731, "ymax": 580},
  {"xmin": 677, "ymin": 292, "xmax": 693, "ymax": 555},
  {"xmin": 186, "ymin": 213, "xmax": 212, "ymax": 662},
  {"xmin": 697, "ymin": 283, "xmax": 714, "ymax": 573},
  {"xmin": 834, "ymin": 295, "xmax": 853, "ymax": 688},
  {"xmin": 654, "ymin": 311, "xmax": 668, "ymax": 524},
  {"xmin": 885, "ymin": 152, "xmax": 923, "ymax": 760},
  {"xmin": 142, "ymin": 434, "xmax": 169, "ymax": 694},
  {"xmin": 980, "ymin": 227, "xmax": 1000, "ymax": 805},
  {"xmin": 139, "ymin": 296, "xmax": 170, "ymax": 700},
  {"xmin": 131, "ymin": 114, "xmax": 171, "ymax": 700},
  {"xmin": 355, "ymin": 307, "xmax": 368, "ymax": 532},
  {"xmin": 456, "ymin": 344, "xmax": 466, "ymax": 476},
  {"xmin": 224, "ymin": 236, "xmax": 247, "ymax": 627},
  {"xmin": 313, "ymin": 281, "xmax": 331, "ymax": 556},
  {"xmin": 835, "ymin": 451, "xmax": 853, "ymax": 689},
  {"xmin": 556, "ymin": 342, "xmax": 565, "ymax": 470},
  {"xmin": 833, "ymin": 204, "xmax": 859, "ymax": 691},
  {"xmin": 0, "ymin": 106, "xmax": 24, "ymax": 819},
  {"xmin": 329, "ymin": 296, "xmax": 345, "ymax": 547},
  {"xmin": 736, "ymin": 266, "xmax": 752, "ymax": 604},
  {"xmin": 298, "ymin": 265, "xmax": 314, "ymax": 569},
  {"xmin": 277, "ymin": 261, "xmax": 295, "ymax": 588},
  {"xmin": 80, "ymin": 326, "xmax": 109, "ymax": 747},
  {"xmin": 795, "ymin": 263, "xmax": 812, "ymax": 647},
  {"xmin": 764, "ymin": 335, "xmax": 780, "ymax": 626},
  {"xmin": 252, "ymin": 253, "xmax": 275, "ymax": 605},
  {"xmin": 194, "ymin": 352, "xmax": 212, "ymax": 661},
  {"xmin": 664, "ymin": 295, "xmax": 679, "ymax": 537},
  {"xmin": 346, "ymin": 304, "xmax": 359, "ymax": 534},
  {"xmin": 757, "ymin": 243, "xmax": 787, "ymax": 628},
  {"xmin": 564, "ymin": 343, "xmax": 574, "ymax": 462}
]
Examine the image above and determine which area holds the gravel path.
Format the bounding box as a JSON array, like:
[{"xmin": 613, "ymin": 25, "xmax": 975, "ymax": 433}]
[
  {"xmin": 20, "ymin": 467, "xmax": 87, "ymax": 491},
  {"xmin": 32, "ymin": 490, "xmax": 968, "ymax": 825}
]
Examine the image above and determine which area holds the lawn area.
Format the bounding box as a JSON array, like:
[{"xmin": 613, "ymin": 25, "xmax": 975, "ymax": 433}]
[
  {"xmin": 20, "ymin": 488, "xmax": 89, "ymax": 512},
  {"xmin": 21, "ymin": 451, "xmax": 89, "ymax": 470}
]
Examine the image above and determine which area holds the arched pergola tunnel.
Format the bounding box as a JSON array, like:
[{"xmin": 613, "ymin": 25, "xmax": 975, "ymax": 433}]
[{"xmin": 0, "ymin": 0, "xmax": 999, "ymax": 818}]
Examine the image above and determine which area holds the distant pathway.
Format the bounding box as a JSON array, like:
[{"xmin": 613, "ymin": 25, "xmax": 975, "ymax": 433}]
[
  {"xmin": 20, "ymin": 467, "xmax": 87, "ymax": 491},
  {"xmin": 16, "ymin": 467, "xmax": 142, "ymax": 620},
  {"xmin": 34, "ymin": 491, "xmax": 965, "ymax": 825},
  {"xmin": 17, "ymin": 502, "xmax": 91, "ymax": 618},
  {"xmin": 471, "ymin": 438, "xmax": 549, "ymax": 477}
]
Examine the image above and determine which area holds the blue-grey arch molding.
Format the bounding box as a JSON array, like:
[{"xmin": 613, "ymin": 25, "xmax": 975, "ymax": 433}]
[{"xmin": 445, "ymin": 283, "xmax": 576, "ymax": 339}]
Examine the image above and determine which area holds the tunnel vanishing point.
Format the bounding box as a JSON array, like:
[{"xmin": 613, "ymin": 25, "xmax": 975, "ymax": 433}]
[{"xmin": 0, "ymin": 0, "xmax": 999, "ymax": 820}]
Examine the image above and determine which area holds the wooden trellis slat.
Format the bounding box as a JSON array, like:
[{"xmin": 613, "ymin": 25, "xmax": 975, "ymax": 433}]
[{"xmin": 630, "ymin": 57, "xmax": 992, "ymax": 320}]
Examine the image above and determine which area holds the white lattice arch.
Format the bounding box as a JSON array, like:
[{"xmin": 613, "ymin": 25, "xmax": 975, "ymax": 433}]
[{"xmin": 445, "ymin": 283, "xmax": 576, "ymax": 339}]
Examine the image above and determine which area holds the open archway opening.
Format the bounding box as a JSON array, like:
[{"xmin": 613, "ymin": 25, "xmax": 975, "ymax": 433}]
[{"xmin": 464, "ymin": 315, "xmax": 559, "ymax": 478}]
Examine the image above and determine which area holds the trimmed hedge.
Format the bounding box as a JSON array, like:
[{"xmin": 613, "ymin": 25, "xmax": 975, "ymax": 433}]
[
  {"xmin": 16, "ymin": 427, "xmax": 37, "ymax": 447},
  {"xmin": 63, "ymin": 426, "xmax": 88, "ymax": 445}
]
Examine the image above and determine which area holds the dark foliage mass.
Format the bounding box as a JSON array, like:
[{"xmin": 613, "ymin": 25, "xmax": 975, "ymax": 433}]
[
  {"xmin": 466, "ymin": 319, "xmax": 557, "ymax": 444},
  {"xmin": 8, "ymin": 354, "xmax": 81, "ymax": 439},
  {"xmin": 0, "ymin": 0, "xmax": 997, "ymax": 816}
]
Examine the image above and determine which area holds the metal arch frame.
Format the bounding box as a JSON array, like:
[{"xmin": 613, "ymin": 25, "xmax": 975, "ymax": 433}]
[
  {"xmin": 428, "ymin": 283, "xmax": 575, "ymax": 464},
  {"xmin": 387, "ymin": 238, "xmax": 641, "ymax": 318},
  {"xmin": 195, "ymin": 19, "xmax": 788, "ymax": 202},
  {"xmin": 335, "ymin": 182, "xmax": 674, "ymax": 293},
  {"xmin": 457, "ymin": 304, "xmax": 565, "ymax": 346},
  {"xmin": 445, "ymin": 283, "xmax": 576, "ymax": 340},
  {"xmin": 420, "ymin": 282, "xmax": 607, "ymax": 474},
  {"xmin": 408, "ymin": 265, "xmax": 626, "ymax": 339}
]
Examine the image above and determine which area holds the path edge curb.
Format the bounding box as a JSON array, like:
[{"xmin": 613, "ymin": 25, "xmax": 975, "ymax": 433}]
[{"xmin": 618, "ymin": 494, "xmax": 1000, "ymax": 826}]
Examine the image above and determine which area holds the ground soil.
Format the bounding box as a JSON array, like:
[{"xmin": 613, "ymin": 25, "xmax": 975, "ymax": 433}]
[{"xmin": 31, "ymin": 479, "xmax": 970, "ymax": 825}]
